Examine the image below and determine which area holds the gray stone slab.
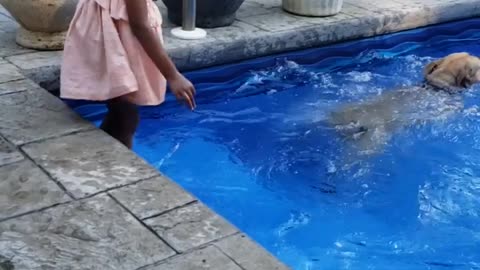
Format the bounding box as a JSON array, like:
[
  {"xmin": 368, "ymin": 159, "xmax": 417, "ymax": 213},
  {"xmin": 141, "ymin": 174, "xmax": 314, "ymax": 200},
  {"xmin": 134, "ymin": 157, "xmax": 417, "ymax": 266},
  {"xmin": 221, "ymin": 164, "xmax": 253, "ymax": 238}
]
[
  {"xmin": 0, "ymin": 20, "xmax": 16, "ymax": 33},
  {"xmin": 4, "ymin": 47, "xmax": 62, "ymax": 92},
  {"xmin": 0, "ymin": 78, "xmax": 41, "ymax": 95},
  {"xmin": 284, "ymin": 8, "xmax": 356, "ymax": 26},
  {"xmin": 0, "ymin": 135, "xmax": 23, "ymax": 166},
  {"xmin": 2, "ymin": 0, "xmax": 479, "ymax": 74},
  {"xmin": 403, "ymin": 0, "xmax": 476, "ymax": 5},
  {"xmin": 341, "ymin": 3, "xmax": 443, "ymax": 38},
  {"xmin": 110, "ymin": 176, "xmax": 196, "ymax": 220},
  {"xmin": 215, "ymin": 233, "xmax": 291, "ymax": 270},
  {"xmin": 0, "ymin": 31, "xmax": 32, "ymax": 57},
  {"xmin": 345, "ymin": 0, "xmax": 406, "ymax": 13},
  {"xmin": 7, "ymin": 51, "xmax": 62, "ymax": 92},
  {"xmin": 237, "ymin": 1, "xmax": 275, "ymax": 18},
  {"xmin": 0, "ymin": 160, "xmax": 69, "ymax": 220},
  {"xmin": 144, "ymin": 203, "xmax": 237, "ymax": 252},
  {"xmin": 381, "ymin": 10, "xmax": 431, "ymax": 35},
  {"xmin": 0, "ymin": 62, "xmax": 22, "ymax": 83},
  {"xmin": 170, "ymin": 6, "xmax": 390, "ymax": 71},
  {"xmin": 6, "ymin": 51, "xmax": 62, "ymax": 70},
  {"xmin": 345, "ymin": 0, "xmax": 478, "ymax": 37},
  {"xmin": 208, "ymin": 21, "xmax": 267, "ymax": 42},
  {"xmin": 0, "ymin": 90, "xmax": 91, "ymax": 145},
  {"xmin": 26, "ymin": 65, "xmax": 60, "ymax": 92},
  {"xmin": 142, "ymin": 245, "xmax": 242, "ymax": 270},
  {"xmin": 0, "ymin": 194, "xmax": 175, "ymax": 270},
  {"xmin": 0, "ymin": 13, "xmax": 11, "ymax": 22},
  {"xmin": 365, "ymin": 1, "xmax": 476, "ymax": 36},
  {"xmin": 328, "ymin": 3, "xmax": 377, "ymax": 19},
  {"xmin": 413, "ymin": 0, "xmax": 480, "ymax": 23},
  {"xmin": 251, "ymin": 0, "xmax": 281, "ymax": 9},
  {"xmin": 22, "ymin": 129, "xmax": 159, "ymax": 198},
  {"xmin": 0, "ymin": 4, "xmax": 11, "ymax": 17},
  {"xmin": 239, "ymin": 8, "xmax": 314, "ymax": 32},
  {"xmin": 205, "ymin": 15, "xmax": 382, "ymax": 65},
  {"xmin": 205, "ymin": 21, "xmax": 264, "ymax": 42}
]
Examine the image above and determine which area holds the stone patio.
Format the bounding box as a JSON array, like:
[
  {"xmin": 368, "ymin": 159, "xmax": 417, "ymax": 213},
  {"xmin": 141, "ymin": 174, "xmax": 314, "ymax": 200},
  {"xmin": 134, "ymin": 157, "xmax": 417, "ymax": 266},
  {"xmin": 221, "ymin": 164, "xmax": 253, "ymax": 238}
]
[{"xmin": 1, "ymin": 0, "xmax": 480, "ymax": 269}]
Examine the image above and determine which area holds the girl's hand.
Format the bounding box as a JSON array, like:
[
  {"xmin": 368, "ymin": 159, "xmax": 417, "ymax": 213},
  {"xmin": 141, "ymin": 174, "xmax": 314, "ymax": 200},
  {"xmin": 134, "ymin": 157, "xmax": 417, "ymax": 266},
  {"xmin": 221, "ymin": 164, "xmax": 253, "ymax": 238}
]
[
  {"xmin": 169, "ymin": 73, "xmax": 196, "ymax": 110},
  {"xmin": 124, "ymin": 0, "xmax": 196, "ymax": 110}
]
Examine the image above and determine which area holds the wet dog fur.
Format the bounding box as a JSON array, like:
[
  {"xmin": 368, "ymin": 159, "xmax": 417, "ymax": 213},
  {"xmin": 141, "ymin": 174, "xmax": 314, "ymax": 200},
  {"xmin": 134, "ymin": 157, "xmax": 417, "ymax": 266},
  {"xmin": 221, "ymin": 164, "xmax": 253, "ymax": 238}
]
[{"xmin": 328, "ymin": 52, "xmax": 480, "ymax": 155}]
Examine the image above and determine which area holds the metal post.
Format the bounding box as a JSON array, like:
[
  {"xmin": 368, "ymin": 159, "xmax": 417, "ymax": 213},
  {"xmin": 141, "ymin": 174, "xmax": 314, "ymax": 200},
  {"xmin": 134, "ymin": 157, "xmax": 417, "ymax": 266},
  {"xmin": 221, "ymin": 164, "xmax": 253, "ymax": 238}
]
[
  {"xmin": 171, "ymin": 0, "xmax": 207, "ymax": 40},
  {"xmin": 182, "ymin": 0, "xmax": 196, "ymax": 31}
]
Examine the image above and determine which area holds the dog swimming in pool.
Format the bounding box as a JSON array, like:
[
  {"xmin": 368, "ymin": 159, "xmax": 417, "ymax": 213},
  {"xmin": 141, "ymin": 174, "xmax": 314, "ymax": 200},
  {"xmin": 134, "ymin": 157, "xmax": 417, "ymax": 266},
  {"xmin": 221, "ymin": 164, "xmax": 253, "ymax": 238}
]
[{"xmin": 328, "ymin": 52, "xmax": 480, "ymax": 156}]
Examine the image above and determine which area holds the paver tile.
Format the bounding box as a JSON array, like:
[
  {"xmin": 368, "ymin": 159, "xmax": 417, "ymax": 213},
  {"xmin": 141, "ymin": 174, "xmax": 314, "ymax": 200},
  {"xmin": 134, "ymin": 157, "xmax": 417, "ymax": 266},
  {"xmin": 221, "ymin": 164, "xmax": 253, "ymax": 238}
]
[
  {"xmin": 145, "ymin": 203, "xmax": 237, "ymax": 252},
  {"xmin": 0, "ymin": 135, "xmax": 23, "ymax": 166},
  {"xmin": 0, "ymin": 29, "xmax": 32, "ymax": 57},
  {"xmin": 215, "ymin": 233, "xmax": 291, "ymax": 270},
  {"xmin": 6, "ymin": 51, "xmax": 62, "ymax": 71},
  {"xmin": 0, "ymin": 62, "xmax": 22, "ymax": 83},
  {"xmin": 0, "ymin": 194, "xmax": 175, "ymax": 270},
  {"xmin": 22, "ymin": 129, "xmax": 159, "ymax": 198},
  {"xmin": 0, "ymin": 78, "xmax": 42, "ymax": 96},
  {"xmin": 0, "ymin": 160, "xmax": 69, "ymax": 220},
  {"xmin": 142, "ymin": 245, "xmax": 242, "ymax": 270},
  {"xmin": 0, "ymin": 90, "xmax": 91, "ymax": 145},
  {"xmin": 111, "ymin": 176, "xmax": 195, "ymax": 220}
]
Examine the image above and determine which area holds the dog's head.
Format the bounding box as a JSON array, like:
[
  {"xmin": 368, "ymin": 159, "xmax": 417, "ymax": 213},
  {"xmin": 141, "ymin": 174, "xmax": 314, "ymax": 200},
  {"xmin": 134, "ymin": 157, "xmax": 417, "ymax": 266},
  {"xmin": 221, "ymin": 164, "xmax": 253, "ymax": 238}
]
[{"xmin": 423, "ymin": 52, "xmax": 480, "ymax": 92}]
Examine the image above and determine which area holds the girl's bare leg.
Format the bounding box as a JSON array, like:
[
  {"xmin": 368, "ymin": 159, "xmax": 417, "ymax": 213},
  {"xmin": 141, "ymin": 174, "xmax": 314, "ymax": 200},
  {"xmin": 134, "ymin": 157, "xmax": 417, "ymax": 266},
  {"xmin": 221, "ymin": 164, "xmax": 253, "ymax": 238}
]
[{"xmin": 100, "ymin": 97, "xmax": 139, "ymax": 149}]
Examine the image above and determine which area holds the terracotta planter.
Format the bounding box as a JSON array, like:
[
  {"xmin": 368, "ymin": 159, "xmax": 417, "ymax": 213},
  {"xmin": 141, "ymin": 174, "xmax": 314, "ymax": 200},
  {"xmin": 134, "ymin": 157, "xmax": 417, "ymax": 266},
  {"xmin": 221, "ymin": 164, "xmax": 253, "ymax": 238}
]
[
  {"xmin": 0, "ymin": 0, "xmax": 78, "ymax": 50},
  {"xmin": 283, "ymin": 0, "xmax": 343, "ymax": 17},
  {"xmin": 162, "ymin": 0, "xmax": 245, "ymax": 28}
]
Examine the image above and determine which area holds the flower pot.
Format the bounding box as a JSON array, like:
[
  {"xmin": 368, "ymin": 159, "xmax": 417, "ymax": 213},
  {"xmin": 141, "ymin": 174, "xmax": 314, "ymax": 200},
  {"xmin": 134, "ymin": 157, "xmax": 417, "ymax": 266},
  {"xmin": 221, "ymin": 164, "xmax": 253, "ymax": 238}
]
[
  {"xmin": 161, "ymin": 0, "xmax": 245, "ymax": 28},
  {"xmin": 282, "ymin": 0, "xmax": 343, "ymax": 17},
  {"xmin": 0, "ymin": 0, "xmax": 78, "ymax": 50}
]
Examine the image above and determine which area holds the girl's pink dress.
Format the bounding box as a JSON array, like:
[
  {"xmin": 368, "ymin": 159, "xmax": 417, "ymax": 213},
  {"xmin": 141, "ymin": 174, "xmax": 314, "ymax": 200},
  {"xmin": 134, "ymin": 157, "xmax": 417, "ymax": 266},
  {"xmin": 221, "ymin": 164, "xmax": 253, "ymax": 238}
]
[{"xmin": 60, "ymin": 0, "xmax": 167, "ymax": 106}]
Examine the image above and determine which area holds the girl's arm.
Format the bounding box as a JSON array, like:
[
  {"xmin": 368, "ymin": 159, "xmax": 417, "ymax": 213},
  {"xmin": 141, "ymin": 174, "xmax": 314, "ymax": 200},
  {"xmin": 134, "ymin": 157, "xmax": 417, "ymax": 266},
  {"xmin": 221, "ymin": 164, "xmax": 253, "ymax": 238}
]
[{"xmin": 125, "ymin": 0, "xmax": 196, "ymax": 109}]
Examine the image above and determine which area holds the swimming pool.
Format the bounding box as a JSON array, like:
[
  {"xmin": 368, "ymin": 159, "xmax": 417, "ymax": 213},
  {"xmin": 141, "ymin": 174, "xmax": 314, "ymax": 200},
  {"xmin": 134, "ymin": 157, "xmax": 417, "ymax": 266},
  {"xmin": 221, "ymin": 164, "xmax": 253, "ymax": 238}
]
[{"xmin": 67, "ymin": 19, "xmax": 480, "ymax": 270}]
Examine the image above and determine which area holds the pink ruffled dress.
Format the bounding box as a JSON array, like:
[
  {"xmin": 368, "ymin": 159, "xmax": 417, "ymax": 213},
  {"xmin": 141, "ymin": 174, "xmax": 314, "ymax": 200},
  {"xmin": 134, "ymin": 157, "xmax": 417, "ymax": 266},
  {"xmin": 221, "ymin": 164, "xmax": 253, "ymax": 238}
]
[{"xmin": 60, "ymin": 0, "xmax": 167, "ymax": 106}]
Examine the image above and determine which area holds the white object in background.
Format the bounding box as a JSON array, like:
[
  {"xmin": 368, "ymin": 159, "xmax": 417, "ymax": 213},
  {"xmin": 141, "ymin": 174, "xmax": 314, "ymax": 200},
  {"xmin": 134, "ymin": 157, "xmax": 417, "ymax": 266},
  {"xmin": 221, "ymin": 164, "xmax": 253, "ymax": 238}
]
[
  {"xmin": 171, "ymin": 27, "xmax": 207, "ymax": 40},
  {"xmin": 170, "ymin": 0, "xmax": 207, "ymax": 40},
  {"xmin": 282, "ymin": 0, "xmax": 343, "ymax": 17}
]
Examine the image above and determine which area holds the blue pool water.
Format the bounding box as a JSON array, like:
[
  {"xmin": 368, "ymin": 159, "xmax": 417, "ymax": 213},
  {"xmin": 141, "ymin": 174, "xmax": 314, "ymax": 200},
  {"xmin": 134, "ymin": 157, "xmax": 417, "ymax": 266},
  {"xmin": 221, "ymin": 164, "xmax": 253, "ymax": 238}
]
[{"xmin": 68, "ymin": 19, "xmax": 480, "ymax": 270}]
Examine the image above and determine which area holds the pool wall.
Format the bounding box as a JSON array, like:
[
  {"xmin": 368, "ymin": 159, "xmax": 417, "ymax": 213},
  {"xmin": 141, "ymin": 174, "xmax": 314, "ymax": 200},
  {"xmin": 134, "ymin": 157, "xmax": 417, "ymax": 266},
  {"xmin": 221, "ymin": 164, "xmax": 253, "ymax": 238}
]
[{"xmin": 1, "ymin": 0, "xmax": 480, "ymax": 269}]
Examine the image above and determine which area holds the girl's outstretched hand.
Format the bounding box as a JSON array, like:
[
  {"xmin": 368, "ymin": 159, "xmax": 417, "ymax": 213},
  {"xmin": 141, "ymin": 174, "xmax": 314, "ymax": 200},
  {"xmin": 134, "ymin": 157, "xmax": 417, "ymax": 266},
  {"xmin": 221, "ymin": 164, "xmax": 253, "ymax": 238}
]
[
  {"xmin": 125, "ymin": 0, "xmax": 195, "ymax": 109},
  {"xmin": 169, "ymin": 73, "xmax": 196, "ymax": 110}
]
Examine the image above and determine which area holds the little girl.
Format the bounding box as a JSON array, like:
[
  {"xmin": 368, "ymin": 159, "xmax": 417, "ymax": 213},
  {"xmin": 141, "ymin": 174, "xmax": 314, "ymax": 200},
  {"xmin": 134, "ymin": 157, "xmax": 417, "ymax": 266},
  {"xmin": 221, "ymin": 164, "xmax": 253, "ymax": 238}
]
[{"xmin": 61, "ymin": 0, "xmax": 196, "ymax": 149}]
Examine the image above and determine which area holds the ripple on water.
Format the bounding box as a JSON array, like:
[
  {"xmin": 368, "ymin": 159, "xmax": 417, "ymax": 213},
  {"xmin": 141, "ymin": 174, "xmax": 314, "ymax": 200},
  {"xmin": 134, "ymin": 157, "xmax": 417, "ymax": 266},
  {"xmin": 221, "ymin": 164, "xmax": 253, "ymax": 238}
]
[{"xmin": 73, "ymin": 28, "xmax": 480, "ymax": 270}]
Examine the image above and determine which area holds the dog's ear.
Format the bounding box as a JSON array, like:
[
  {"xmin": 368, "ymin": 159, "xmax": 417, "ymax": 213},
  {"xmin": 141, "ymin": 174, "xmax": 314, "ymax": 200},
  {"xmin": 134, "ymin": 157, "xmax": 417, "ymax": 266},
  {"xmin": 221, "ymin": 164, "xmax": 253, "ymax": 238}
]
[{"xmin": 424, "ymin": 59, "xmax": 443, "ymax": 76}]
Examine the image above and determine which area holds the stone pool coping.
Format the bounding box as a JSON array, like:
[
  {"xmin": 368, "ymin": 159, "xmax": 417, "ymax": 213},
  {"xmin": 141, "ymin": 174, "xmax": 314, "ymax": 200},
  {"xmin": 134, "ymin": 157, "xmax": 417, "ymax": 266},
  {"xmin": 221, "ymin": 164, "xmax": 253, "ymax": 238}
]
[{"xmin": 1, "ymin": 0, "xmax": 480, "ymax": 269}]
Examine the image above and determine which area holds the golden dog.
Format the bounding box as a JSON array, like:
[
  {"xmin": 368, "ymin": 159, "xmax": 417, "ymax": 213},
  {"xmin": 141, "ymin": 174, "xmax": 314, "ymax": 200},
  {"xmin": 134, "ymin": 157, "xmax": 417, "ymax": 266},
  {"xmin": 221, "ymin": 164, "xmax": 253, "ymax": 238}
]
[{"xmin": 329, "ymin": 52, "xmax": 480, "ymax": 155}]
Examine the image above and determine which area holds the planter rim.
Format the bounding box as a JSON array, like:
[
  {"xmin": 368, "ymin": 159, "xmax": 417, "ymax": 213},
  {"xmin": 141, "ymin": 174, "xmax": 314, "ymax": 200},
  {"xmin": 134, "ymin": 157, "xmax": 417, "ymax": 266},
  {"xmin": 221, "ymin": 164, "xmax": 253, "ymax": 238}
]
[
  {"xmin": 282, "ymin": 0, "xmax": 344, "ymax": 17},
  {"xmin": 0, "ymin": 0, "xmax": 76, "ymax": 32}
]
